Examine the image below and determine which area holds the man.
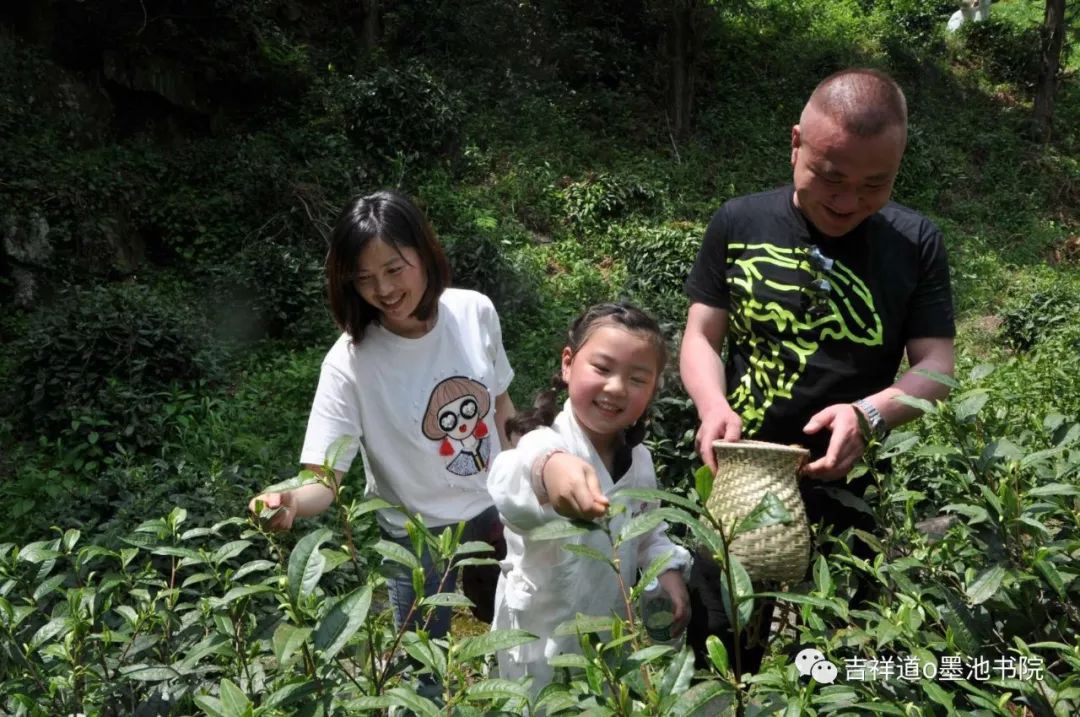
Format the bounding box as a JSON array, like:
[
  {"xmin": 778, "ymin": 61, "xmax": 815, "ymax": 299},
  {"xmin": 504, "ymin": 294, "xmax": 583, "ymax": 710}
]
[{"xmin": 679, "ymin": 68, "xmax": 955, "ymax": 669}]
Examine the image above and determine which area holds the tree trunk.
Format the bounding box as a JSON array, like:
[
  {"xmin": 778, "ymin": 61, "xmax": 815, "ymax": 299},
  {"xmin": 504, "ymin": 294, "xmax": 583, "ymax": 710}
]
[
  {"xmin": 359, "ymin": 0, "xmax": 381, "ymax": 52},
  {"xmin": 1031, "ymin": 0, "xmax": 1066, "ymax": 143},
  {"xmin": 666, "ymin": 0, "xmax": 705, "ymax": 142}
]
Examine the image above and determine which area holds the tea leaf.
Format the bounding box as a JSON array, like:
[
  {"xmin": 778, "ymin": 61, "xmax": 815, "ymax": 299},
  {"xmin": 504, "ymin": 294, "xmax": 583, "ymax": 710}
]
[
  {"xmin": 272, "ymin": 623, "xmax": 312, "ymax": 666},
  {"xmin": 287, "ymin": 528, "xmax": 332, "ymax": 604},
  {"xmin": 695, "ymin": 465, "xmax": 715, "ymax": 505},
  {"xmin": 563, "ymin": 543, "xmax": 613, "ymax": 567},
  {"xmin": 732, "ymin": 492, "xmax": 792, "ymax": 537},
  {"xmin": 706, "ymin": 634, "xmax": 729, "ymax": 675},
  {"xmin": 313, "ymin": 584, "xmax": 372, "ymax": 659},
  {"xmin": 528, "ymin": 520, "xmax": 595, "ymax": 542},
  {"xmin": 455, "ymin": 628, "xmax": 537, "ymax": 661},
  {"xmin": 965, "ymin": 565, "xmax": 1006, "ymax": 605}
]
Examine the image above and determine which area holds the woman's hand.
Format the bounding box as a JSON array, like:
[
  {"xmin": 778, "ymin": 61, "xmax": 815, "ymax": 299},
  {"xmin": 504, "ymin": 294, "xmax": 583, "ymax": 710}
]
[
  {"xmin": 542, "ymin": 453, "xmax": 610, "ymax": 520},
  {"xmin": 658, "ymin": 569, "xmax": 691, "ymax": 636},
  {"xmin": 248, "ymin": 491, "xmax": 296, "ymax": 531}
]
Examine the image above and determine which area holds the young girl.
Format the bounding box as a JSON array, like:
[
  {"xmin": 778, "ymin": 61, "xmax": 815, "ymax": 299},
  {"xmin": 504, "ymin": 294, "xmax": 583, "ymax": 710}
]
[
  {"xmin": 249, "ymin": 189, "xmax": 516, "ymax": 637},
  {"xmin": 487, "ymin": 302, "xmax": 691, "ymax": 690}
]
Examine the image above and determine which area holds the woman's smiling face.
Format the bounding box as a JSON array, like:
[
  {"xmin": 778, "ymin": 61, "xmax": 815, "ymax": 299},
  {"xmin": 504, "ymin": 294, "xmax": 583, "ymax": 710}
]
[{"xmin": 353, "ymin": 237, "xmax": 429, "ymax": 336}]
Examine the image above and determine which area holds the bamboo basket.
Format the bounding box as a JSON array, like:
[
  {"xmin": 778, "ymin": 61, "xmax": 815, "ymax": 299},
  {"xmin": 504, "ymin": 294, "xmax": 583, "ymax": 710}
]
[{"xmin": 706, "ymin": 440, "xmax": 811, "ymax": 583}]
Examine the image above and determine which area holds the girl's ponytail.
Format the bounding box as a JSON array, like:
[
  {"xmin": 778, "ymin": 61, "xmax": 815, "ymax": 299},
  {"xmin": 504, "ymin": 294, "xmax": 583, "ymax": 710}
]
[{"xmin": 505, "ymin": 374, "xmax": 566, "ymax": 443}]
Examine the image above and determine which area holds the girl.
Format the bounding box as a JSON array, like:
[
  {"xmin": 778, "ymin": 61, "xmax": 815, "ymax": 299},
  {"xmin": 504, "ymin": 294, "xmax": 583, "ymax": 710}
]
[
  {"xmin": 487, "ymin": 302, "xmax": 691, "ymax": 691},
  {"xmin": 250, "ymin": 189, "xmax": 516, "ymax": 636}
]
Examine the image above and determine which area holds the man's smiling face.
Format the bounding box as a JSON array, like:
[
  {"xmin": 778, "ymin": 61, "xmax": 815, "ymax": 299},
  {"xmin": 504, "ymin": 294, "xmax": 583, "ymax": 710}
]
[{"xmin": 790, "ymin": 105, "xmax": 906, "ymax": 237}]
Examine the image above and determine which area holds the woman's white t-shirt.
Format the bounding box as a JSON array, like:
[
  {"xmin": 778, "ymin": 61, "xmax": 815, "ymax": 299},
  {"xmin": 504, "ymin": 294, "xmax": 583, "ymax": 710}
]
[{"xmin": 300, "ymin": 288, "xmax": 514, "ymax": 536}]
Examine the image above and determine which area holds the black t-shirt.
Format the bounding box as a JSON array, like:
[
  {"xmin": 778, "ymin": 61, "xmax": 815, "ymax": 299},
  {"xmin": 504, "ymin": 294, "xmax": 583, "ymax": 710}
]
[{"xmin": 684, "ymin": 186, "xmax": 955, "ymax": 457}]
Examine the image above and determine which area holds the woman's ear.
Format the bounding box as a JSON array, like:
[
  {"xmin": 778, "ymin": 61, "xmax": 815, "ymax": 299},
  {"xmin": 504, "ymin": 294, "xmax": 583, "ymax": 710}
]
[{"xmin": 560, "ymin": 347, "xmax": 573, "ymax": 384}]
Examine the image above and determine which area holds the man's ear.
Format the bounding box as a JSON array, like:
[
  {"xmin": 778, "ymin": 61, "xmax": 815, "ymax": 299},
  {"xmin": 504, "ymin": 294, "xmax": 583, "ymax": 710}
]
[{"xmin": 791, "ymin": 124, "xmax": 801, "ymax": 165}]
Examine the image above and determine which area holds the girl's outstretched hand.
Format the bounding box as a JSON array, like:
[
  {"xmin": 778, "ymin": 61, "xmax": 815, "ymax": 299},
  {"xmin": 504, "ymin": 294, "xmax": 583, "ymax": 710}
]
[
  {"xmin": 542, "ymin": 453, "xmax": 610, "ymax": 520},
  {"xmin": 658, "ymin": 569, "xmax": 691, "ymax": 637},
  {"xmin": 249, "ymin": 491, "xmax": 296, "ymax": 531}
]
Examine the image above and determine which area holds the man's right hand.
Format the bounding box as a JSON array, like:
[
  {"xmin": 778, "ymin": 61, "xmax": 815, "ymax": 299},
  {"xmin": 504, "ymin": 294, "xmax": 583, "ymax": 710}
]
[
  {"xmin": 696, "ymin": 403, "xmax": 743, "ymax": 473},
  {"xmin": 249, "ymin": 491, "xmax": 296, "ymax": 531}
]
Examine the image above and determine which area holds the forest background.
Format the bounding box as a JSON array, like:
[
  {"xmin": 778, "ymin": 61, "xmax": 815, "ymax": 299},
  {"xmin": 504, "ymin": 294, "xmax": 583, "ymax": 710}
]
[{"xmin": 1, "ymin": 1, "xmax": 1079, "ymax": 715}]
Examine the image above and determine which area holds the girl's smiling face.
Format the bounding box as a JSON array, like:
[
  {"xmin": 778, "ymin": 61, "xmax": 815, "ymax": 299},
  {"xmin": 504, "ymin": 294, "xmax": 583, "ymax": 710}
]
[
  {"xmin": 353, "ymin": 237, "xmax": 430, "ymax": 336},
  {"xmin": 561, "ymin": 324, "xmax": 660, "ymax": 451}
]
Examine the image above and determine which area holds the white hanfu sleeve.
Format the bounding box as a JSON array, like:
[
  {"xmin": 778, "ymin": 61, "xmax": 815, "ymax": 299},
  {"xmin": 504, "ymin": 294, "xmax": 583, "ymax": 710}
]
[{"xmin": 487, "ymin": 427, "xmax": 567, "ymax": 533}]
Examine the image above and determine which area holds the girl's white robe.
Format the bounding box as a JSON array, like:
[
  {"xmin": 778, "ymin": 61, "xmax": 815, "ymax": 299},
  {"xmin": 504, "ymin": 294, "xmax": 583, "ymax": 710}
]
[{"xmin": 487, "ymin": 403, "xmax": 691, "ymax": 691}]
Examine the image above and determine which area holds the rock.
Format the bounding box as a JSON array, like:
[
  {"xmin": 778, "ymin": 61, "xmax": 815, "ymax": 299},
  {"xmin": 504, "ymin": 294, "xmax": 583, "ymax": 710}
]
[{"xmin": 2, "ymin": 211, "xmax": 52, "ymax": 308}]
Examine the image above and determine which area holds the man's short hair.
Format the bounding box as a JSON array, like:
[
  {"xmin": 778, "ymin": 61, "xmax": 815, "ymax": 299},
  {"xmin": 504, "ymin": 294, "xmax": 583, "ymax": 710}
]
[{"xmin": 805, "ymin": 68, "xmax": 908, "ymax": 139}]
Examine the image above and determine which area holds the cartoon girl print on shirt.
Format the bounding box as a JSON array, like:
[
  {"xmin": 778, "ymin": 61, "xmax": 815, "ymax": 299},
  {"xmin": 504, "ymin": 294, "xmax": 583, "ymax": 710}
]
[{"xmin": 422, "ymin": 376, "xmax": 492, "ymax": 477}]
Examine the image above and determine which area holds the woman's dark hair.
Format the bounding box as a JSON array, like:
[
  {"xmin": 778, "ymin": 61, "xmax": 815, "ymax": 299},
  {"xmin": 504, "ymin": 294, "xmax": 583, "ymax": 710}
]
[
  {"xmin": 507, "ymin": 301, "xmax": 668, "ymax": 447},
  {"xmin": 325, "ymin": 189, "xmax": 451, "ymax": 342}
]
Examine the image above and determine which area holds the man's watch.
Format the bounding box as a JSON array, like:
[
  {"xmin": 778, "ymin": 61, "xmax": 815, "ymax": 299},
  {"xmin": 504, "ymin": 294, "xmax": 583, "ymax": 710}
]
[{"xmin": 853, "ymin": 399, "xmax": 887, "ymax": 440}]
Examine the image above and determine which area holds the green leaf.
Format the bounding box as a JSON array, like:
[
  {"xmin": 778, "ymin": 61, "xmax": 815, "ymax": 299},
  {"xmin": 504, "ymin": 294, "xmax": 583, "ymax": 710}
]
[
  {"xmin": 18, "ymin": 540, "xmax": 62, "ymax": 564},
  {"xmin": 921, "ymin": 680, "xmax": 955, "ymax": 712},
  {"xmin": 527, "ymin": 520, "xmax": 594, "ymax": 541},
  {"xmin": 118, "ymin": 664, "xmax": 182, "ymax": 682},
  {"xmin": 454, "ymin": 628, "xmax": 537, "ymax": 661},
  {"xmin": 548, "ymin": 653, "xmax": 591, "ymax": 669},
  {"xmin": 462, "ymin": 678, "xmax": 530, "ymax": 701},
  {"xmin": 313, "ymin": 585, "xmax": 372, "ymax": 660},
  {"xmin": 349, "ymin": 497, "xmax": 395, "ymax": 518},
  {"xmin": 1035, "ymin": 559, "xmax": 1068, "ymax": 600},
  {"xmin": 62, "ymin": 529, "xmax": 81, "ymax": 552},
  {"xmin": 194, "ymin": 695, "xmax": 226, "ymax": 717},
  {"xmin": 115, "ymin": 605, "xmax": 140, "ymax": 627},
  {"xmin": 212, "ymin": 540, "xmax": 252, "ymax": 563},
  {"xmin": 216, "ymin": 584, "xmax": 274, "ymax": 606},
  {"xmin": 695, "ymin": 465, "xmax": 715, "ymax": 504},
  {"xmin": 287, "ymin": 528, "xmax": 332, "ymax": 605},
  {"xmin": 175, "ymin": 635, "xmax": 231, "ymax": 671},
  {"xmin": 669, "ymin": 680, "xmax": 736, "ymax": 716},
  {"xmin": 272, "ymin": 623, "xmax": 312, "ymax": 666},
  {"xmin": 32, "ymin": 574, "xmax": 65, "ymax": 602},
  {"xmin": 231, "ymin": 559, "xmax": 277, "ymax": 581},
  {"xmin": 151, "ymin": 546, "xmax": 204, "ymax": 562},
  {"xmin": 627, "ymin": 644, "xmax": 674, "ymax": 666},
  {"xmin": 706, "ymin": 635, "xmax": 730, "ymax": 675},
  {"xmin": 965, "ymin": 565, "xmax": 1006, "ymax": 605},
  {"xmin": 563, "ymin": 542, "xmax": 613, "ymax": 567},
  {"xmin": 420, "ymin": 592, "xmax": 475, "ymax": 608},
  {"xmin": 372, "ymin": 539, "xmax": 423, "ymax": 571},
  {"xmin": 453, "ymin": 540, "xmax": 498, "ymax": 556},
  {"xmin": 720, "ymin": 557, "xmax": 754, "ymax": 629},
  {"xmin": 732, "ymin": 492, "xmax": 792, "ymax": 537},
  {"xmin": 892, "ymin": 395, "xmax": 936, "ymax": 414},
  {"xmin": 620, "ymin": 507, "xmax": 686, "ymax": 544},
  {"xmin": 755, "ymin": 592, "xmax": 847, "ymax": 619},
  {"xmin": 554, "ymin": 614, "xmax": 618, "ymax": 637},
  {"xmin": 659, "ymin": 648, "xmax": 696, "ymax": 702},
  {"xmin": 969, "ymin": 363, "xmax": 995, "ymax": 381},
  {"xmin": 814, "ymin": 555, "xmax": 833, "ymax": 597},
  {"xmin": 633, "ymin": 550, "xmax": 676, "ymax": 601},
  {"xmin": 1027, "ymin": 482, "xmax": 1080, "ymax": 497},
  {"xmin": 260, "ymin": 473, "xmax": 323, "ymax": 495},
  {"xmin": 913, "ymin": 368, "xmax": 959, "ymax": 389},
  {"xmin": 617, "ymin": 487, "xmax": 703, "ymax": 514},
  {"xmin": 384, "ymin": 691, "xmax": 442, "ymax": 717},
  {"xmin": 953, "ymin": 389, "xmax": 990, "ymax": 421},
  {"xmin": 219, "ymin": 678, "xmax": 252, "ymax": 717}
]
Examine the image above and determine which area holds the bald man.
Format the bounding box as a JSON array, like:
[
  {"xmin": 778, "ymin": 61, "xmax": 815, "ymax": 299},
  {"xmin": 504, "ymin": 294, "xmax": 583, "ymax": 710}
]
[{"xmin": 680, "ymin": 68, "xmax": 955, "ymax": 669}]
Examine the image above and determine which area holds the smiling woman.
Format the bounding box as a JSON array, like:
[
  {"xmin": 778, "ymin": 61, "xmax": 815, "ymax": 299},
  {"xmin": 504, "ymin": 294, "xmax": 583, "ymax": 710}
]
[{"xmin": 247, "ymin": 189, "xmax": 518, "ymax": 644}]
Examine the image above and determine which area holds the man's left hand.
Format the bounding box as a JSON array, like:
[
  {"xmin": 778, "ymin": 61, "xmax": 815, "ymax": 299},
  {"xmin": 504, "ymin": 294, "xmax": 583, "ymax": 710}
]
[{"xmin": 801, "ymin": 404, "xmax": 866, "ymax": 480}]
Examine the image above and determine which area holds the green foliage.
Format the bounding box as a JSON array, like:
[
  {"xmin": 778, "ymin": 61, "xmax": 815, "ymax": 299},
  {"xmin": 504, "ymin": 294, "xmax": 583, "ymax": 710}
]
[
  {"xmin": 999, "ymin": 285, "xmax": 1080, "ymax": 350},
  {"xmin": 4, "ymin": 282, "xmax": 223, "ymax": 443},
  {"xmin": 316, "ymin": 62, "xmax": 465, "ymax": 164},
  {"xmin": 957, "ymin": 18, "xmax": 1042, "ymax": 92}
]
